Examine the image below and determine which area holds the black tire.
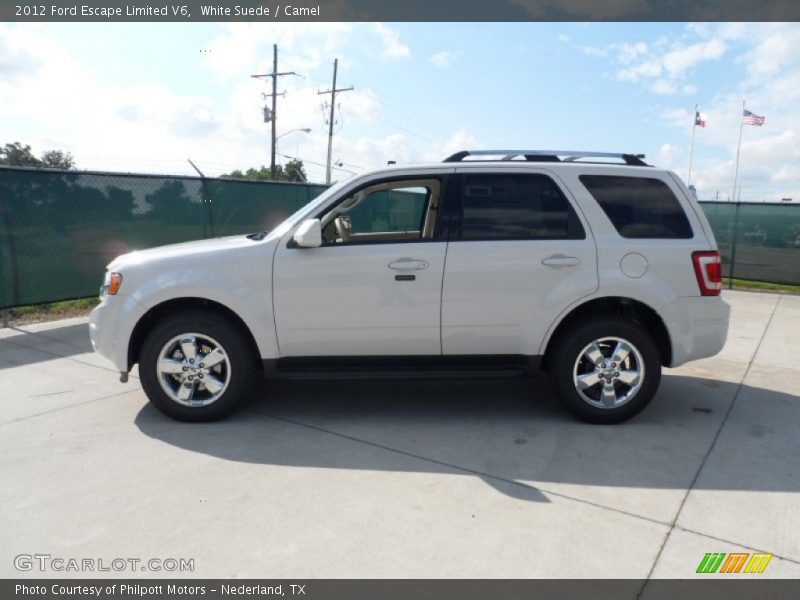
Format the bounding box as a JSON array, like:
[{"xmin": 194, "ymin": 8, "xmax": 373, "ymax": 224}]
[
  {"xmin": 139, "ymin": 310, "xmax": 257, "ymax": 422},
  {"xmin": 548, "ymin": 315, "xmax": 661, "ymax": 424}
]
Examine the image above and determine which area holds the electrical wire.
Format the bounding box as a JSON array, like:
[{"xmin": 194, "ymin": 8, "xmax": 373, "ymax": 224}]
[{"xmin": 278, "ymin": 152, "xmax": 357, "ymax": 175}]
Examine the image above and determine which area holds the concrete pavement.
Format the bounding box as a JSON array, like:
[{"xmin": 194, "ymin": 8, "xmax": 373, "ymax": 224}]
[{"xmin": 1, "ymin": 290, "xmax": 798, "ymax": 581}]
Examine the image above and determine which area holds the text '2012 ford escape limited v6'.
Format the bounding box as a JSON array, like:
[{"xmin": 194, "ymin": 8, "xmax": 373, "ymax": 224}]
[{"xmin": 90, "ymin": 150, "xmax": 730, "ymax": 424}]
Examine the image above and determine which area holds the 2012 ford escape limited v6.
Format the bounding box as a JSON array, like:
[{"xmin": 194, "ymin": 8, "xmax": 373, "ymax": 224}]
[{"xmin": 90, "ymin": 150, "xmax": 730, "ymax": 424}]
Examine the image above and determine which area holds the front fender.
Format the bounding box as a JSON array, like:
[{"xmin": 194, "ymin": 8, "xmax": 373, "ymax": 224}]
[{"xmin": 128, "ymin": 266, "xmax": 279, "ymax": 360}]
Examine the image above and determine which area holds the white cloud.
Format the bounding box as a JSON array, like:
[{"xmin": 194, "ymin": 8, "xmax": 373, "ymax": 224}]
[
  {"xmin": 570, "ymin": 29, "xmax": 727, "ymax": 96},
  {"xmin": 372, "ymin": 23, "xmax": 411, "ymax": 59},
  {"xmin": 558, "ymin": 34, "xmax": 571, "ymax": 43},
  {"xmin": 617, "ymin": 41, "xmax": 648, "ymax": 64},
  {"xmin": 660, "ymin": 108, "xmax": 691, "ymax": 129},
  {"xmin": 578, "ymin": 45, "xmax": 609, "ymax": 58},
  {"xmin": 557, "ymin": 23, "xmax": 800, "ymax": 198},
  {"xmin": 618, "ymin": 60, "xmax": 661, "ymax": 81},
  {"xmin": 615, "ymin": 39, "xmax": 724, "ymax": 94},
  {"xmin": 650, "ymin": 78, "xmax": 677, "ymax": 95},
  {"xmin": 653, "ymin": 24, "xmax": 800, "ymax": 200},
  {"xmin": 0, "ymin": 23, "xmax": 476, "ymax": 185},
  {"xmin": 741, "ymin": 24, "xmax": 800, "ymax": 83},
  {"xmin": 422, "ymin": 129, "xmax": 479, "ymax": 163},
  {"xmin": 661, "ymin": 39, "xmax": 726, "ymax": 77},
  {"xmin": 773, "ymin": 164, "xmax": 800, "ymax": 182},
  {"xmin": 0, "ymin": 25, "xmax": 44, "ymax": 80},
  {"xmin": 429, "ymin": 50, "xmax": 461, "ymax": 69},
  {"xmin": 200, "ymin": 23, "xmax": 354, "ymax": 83},
  {"xmin": 657, "ymin": 143, "xmax": 682, "ymax": 171}
]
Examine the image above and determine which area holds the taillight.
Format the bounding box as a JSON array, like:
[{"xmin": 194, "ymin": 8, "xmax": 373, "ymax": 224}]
[{"xmin": 692, "ymin": 251, "xmax": 722, "ymax": 296}]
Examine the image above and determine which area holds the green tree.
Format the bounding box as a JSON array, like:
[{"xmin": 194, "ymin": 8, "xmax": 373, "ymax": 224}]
[
  {"xmin": 0, "ymin": 142, "xmax": 75, "ymax": 169},
  {"xmin": 284, "ymin": 159, "xmax": 307, "ymax": 183},
  {"xmin": 0, "ymin": 142, "xmax": 40, "ymax": 167},
  {"xmin": 221, "ymin": 159, "xmax": 307, "ymax": 183},
  {"xmin": 40, "ymin": 150, "xmax": 75, "ymax": 169}
]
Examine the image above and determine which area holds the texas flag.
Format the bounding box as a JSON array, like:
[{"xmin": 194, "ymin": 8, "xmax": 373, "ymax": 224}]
[{"xmin": 695, "ymin": 111, "xmax": 708, "ymax": 128}]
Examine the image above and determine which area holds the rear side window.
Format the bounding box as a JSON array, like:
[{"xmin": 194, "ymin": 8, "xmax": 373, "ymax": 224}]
[
  {"xmin": 580, "ymin": 175, "xmax": 693, "ymax": 239},
  {"xmin": 459, "ymin": 173, "xmax": 584, "ymax": 240}
]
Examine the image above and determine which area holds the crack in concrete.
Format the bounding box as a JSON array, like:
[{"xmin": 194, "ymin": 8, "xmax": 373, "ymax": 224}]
[
  {"xmin": 0, "ymin": 336, "xmax": 139, "ymax": 380},
  {"xmin": 637, "ymin": 293, "xmax": 785, "ymax": 594},
  {"xmin": 0, "ymin": 388, "xmax": 141, "ymax": 426}
]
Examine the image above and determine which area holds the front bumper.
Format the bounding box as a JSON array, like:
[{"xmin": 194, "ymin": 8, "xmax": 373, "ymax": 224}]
[
  {"xmin": 662, "ymin": 295, "xmax": 731, "ymax": 367},
  {"xmin": 89, "ymin": 294, "xmax": 147, "ymax": 373}
]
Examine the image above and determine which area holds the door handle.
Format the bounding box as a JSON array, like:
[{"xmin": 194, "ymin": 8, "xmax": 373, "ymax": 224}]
[
  {"xmin": 541, "ymin": 254, "xmax": 581, "ymax": 268},
  {"xmin": 388, "ymin": 258, "xmax": 429, "ymax": 270}
]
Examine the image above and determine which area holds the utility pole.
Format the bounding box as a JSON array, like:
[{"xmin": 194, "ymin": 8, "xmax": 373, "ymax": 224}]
[
  {"xmin": 251, "ymin": 44, "xmax": 299, "ymax": 180},
  {"xmin": 318, "ymin": 58, "xmax": 353, "ymax": 184}
]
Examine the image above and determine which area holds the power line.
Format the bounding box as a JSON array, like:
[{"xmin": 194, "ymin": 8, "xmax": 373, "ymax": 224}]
[
  {"xmin": 367, "ymin": 87, "xmax": 452, "ymax": 138},
  {"xmin": 374, "ymin": 117, "xmax": 436, "ymax": 143},
  {"xmin": 278, "ymin": 152, "xmax": 357, "ymax": 175},
  {"xmin": 270, "ymin": 67, "xmax": 450, "ymax": 149}
]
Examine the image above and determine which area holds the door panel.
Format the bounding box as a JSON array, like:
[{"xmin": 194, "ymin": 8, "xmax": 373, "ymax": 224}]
[
  {"xmin": 441, "ymin": 169, "xmax": 598, "ymax": 356},
  {"xmin": 274, "ymin": 174, "xmax": 450, "ymax": 357},
  {"xmin": 273, "ymin": 242, "xmax": 447, "ymax": 357},
  {"xmin": 441, "ymin": 239, "xmax": 597, "ymax": 355}
]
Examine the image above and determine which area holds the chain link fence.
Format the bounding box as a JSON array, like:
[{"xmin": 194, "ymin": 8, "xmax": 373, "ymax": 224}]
[
  {"xmin": 701, "ymin": 201, "xmax": 800, "ymax": 285},
  {"xmin": 0, "ymin": 167, "xmax": 327, "ymax": 308},
  {"xmin": 1, "ymin": 166, "xmax": 799, "ymax": 309}
]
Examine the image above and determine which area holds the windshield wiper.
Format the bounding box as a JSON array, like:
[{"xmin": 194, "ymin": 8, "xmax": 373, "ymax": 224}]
[{"xmin": 246, "ymin": 231, "xmax": 269, "ymax": 241}]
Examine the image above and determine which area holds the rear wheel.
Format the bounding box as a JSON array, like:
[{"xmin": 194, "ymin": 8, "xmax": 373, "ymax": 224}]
[
  {"xmin": 139, "ymin": 310, "xmax": 257, "ymax": 422},
  {"xmin": 548, "ymin": 316, "xmax": 661, "ymax": 424}
]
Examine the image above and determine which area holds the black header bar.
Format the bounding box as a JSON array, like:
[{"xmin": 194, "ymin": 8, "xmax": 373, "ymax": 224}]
[
  {"xmin": 2, "ymin": 0, "xmax": 800, "ymax": 22},
  {"xmin": 4, "ymin": 579, "xmax": 800, "ymax": 600}
]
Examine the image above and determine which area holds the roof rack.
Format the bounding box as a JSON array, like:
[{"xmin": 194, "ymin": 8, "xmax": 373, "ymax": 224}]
[{"xmin": 443, "ymin": 150, "xmax": 649, "ymax": 166}]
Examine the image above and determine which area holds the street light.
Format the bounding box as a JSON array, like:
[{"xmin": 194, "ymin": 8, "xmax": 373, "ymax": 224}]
[
  {"xmin": 277, "ymin": 127, "xmax": 311, "ymax": 141},
  {"xmin": 276, "ymin": 128, "xmax": 311, "ymax": 167},
  {"xmin": 275, "ymin": 128, "xmax": 311, "ymax": 181}
]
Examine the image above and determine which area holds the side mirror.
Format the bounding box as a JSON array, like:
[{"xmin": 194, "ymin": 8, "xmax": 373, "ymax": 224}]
[{"xmin": 292, "ymin": 218, "xmax": 322, "ymax": 248}]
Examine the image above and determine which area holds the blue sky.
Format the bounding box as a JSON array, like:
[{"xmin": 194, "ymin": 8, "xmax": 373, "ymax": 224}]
[{"xmin": 1, "ymin": 22, "xmax": 798, "ymax": 200}]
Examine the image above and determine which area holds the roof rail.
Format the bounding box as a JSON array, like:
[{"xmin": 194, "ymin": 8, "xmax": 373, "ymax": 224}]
[{"xmin": 443, "ymin": 150, "xmax": 649, "ymax": 166}]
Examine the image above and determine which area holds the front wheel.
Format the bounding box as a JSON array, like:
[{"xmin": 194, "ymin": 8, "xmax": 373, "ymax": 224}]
[
  {"xmin": 139, "ymin": 310, "xmax": 257, "ymax": 422},
  {"xmin": 548, "ymin": 316, "xmax": 661, "ymax": 424}
]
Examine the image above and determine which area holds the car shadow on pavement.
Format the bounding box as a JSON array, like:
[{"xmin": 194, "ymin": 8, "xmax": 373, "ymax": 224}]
[
  {"xmin": 134, "ymin": 372, "xmax": 799, "ymax": 503},
  {"xmin": 0, "ymin": 324, "xmax": 93, "ymax": 368}
]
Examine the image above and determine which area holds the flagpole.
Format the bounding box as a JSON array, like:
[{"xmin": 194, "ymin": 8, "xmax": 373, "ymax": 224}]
[
  {"xmin": 687, "ymin": 103, "xmax": 698, "ymax": 186},
  {"xmin": 731, "ymin": 100, "xmax": 745, "ymax": 202}
]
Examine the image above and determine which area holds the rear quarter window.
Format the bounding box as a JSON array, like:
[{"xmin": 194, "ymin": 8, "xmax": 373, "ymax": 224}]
[{"xmin": 580, "ymin": 175, "xmax": 693, "ymax": 239}]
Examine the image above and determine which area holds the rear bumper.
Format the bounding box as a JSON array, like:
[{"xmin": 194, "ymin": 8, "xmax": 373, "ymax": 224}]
[{"xmin": 662, "ymin": 295, "xmax": 730, "ymax": 367}]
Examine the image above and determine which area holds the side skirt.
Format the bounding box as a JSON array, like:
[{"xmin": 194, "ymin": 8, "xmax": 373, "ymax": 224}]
[{"xmin": 261, "ymin": 355, "xmax": 542, "ymax": 380}]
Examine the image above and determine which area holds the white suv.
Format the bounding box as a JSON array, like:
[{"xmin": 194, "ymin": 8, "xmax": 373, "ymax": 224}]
[{"xmin": 90, "ymin": 150, "xmax": 730, "ymax": 424}]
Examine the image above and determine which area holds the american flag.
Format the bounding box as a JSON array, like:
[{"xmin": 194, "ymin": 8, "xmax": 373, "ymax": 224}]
[{"xmin": 742, "ymin": 109, "xmax": 765, "ymax": 126}]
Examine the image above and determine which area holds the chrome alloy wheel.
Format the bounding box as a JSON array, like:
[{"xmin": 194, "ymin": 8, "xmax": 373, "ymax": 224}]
[
  {"xmin": 156, "ymin": 333, "xmax": 231, "ymax": 407},
  {"xmin": 572, "ymin": 337, "xmax": 644, "ymax": 409}
]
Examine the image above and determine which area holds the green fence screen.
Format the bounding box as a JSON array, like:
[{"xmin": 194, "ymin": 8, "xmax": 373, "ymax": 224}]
[
  {"xmin": 0, "ymin": 167, "xmax": 327, "ymax": 308},
  {"xmin": 701, "ymin": 201, "xmax": 800, "ymax": 285},
  {"xmin": 1, "ymin": 167, "xmax": 799, "ymax": 309}
]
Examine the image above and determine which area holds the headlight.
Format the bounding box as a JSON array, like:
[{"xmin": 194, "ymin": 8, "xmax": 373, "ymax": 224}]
[{"xmin": 100, "ymin": 271, "xmax": 123, "ymax": 297}]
